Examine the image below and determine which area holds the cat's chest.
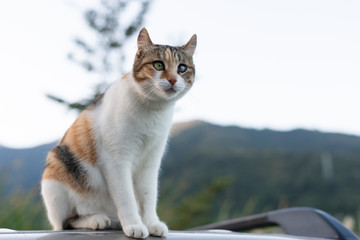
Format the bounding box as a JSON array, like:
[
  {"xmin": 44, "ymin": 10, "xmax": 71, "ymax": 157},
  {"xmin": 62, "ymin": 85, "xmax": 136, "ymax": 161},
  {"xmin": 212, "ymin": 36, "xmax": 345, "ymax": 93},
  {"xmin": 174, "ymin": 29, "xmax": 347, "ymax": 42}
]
[
  {"xmin": 124, "ymin": 104, "xmax": 173, "ymax": 139},
  {"xmin": 96, "ymin": 89, "xmax": 174, "ymax": 151},
  {"xmin": 103, "ymin": 110, "xmax": 170, "ymax": 147},
  {"xmin": 127, "ymin": 118, "xmax": 170, "ymax": 144}
]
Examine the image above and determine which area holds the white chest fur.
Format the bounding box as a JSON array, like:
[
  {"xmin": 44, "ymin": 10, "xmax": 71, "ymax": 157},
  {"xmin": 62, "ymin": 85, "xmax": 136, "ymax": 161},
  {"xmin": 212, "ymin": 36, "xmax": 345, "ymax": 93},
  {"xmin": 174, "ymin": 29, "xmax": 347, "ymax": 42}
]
[{"xmin": 93, "ymin": 73, "xmax": 175, "ymax": 162}]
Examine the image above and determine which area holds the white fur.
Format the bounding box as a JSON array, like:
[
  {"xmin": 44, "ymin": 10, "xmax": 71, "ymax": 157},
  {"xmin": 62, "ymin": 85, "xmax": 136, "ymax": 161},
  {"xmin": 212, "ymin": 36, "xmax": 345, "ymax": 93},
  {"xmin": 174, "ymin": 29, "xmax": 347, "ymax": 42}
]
[{"xmin": 42, "ymin": 72, "xmax": 191, "ymax": 238}]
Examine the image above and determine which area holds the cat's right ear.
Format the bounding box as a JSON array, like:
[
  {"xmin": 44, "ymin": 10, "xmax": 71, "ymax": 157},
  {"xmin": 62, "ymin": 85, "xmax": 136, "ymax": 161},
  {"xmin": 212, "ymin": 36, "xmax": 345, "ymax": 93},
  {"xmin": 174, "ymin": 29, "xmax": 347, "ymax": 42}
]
[
  {"xmin": 181, "ymin": 34, "xmax": 197, "ymax": 56},
  {"xmin": 137, "ymin": 28, "xmax": 153, "ymax": 50}
]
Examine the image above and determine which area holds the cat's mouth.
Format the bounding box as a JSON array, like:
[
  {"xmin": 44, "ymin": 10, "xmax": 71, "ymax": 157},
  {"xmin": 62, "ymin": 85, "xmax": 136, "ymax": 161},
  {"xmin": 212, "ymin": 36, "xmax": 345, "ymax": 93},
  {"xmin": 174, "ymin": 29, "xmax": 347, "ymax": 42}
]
[
  {"xmin": 159, "ymin": 86, "xmax": 177, "ymax": 95},
  {"xmin": 164, "ymin": 88, "xmax": 177, "ymax": 94},
  {"xmin": 155, "ymin": 84, "xmax": 179, "ymax": 98}
]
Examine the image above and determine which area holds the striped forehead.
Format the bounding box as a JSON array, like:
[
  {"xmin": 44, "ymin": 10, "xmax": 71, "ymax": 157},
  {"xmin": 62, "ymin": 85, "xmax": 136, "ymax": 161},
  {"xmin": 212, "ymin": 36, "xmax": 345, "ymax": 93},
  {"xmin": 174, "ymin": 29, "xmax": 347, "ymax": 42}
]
[{"xmin": 163, "ymin": 47, "xmax": 180, "ymax": 64}]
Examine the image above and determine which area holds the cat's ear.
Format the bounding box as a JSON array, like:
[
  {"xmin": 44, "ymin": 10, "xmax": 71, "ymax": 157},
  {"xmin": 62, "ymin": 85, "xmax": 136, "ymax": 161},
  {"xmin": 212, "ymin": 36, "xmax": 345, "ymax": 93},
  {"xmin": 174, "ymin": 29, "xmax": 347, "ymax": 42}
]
[
  {"xmin": 181, "ymin": 34, "xmax": 197, "ymax": 56},
  {"xmin": 137, "ymin": 28, "xmax": 153, "ymax": 49}
]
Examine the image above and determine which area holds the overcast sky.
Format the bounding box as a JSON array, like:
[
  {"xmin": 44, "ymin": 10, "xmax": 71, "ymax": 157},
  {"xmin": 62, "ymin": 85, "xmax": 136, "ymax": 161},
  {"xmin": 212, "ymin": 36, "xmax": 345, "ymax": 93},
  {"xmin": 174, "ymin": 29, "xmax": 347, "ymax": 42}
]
[{"xmin": 0, "ymin": 0, "xmax": 359, "ymax": 148}]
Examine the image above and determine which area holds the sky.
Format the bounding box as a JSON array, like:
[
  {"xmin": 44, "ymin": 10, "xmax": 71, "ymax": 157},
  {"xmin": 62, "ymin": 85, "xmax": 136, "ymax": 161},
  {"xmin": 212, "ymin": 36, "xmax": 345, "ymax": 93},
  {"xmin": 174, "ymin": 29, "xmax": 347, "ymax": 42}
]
[{"xmin": 0, "ymin": 0, "xmax": 359, "ymax": 148}]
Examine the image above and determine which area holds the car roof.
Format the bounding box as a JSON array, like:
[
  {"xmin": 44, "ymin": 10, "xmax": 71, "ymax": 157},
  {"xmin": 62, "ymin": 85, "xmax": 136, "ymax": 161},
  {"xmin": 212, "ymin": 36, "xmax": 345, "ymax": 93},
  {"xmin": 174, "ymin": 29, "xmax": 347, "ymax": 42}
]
[
  {"xmin": 0, "ymin": 230, "xmax": 329, "ymax": 240},
  {"xmin": 1, "ymin": 208, "xmax": 358, "ymax": 240}
]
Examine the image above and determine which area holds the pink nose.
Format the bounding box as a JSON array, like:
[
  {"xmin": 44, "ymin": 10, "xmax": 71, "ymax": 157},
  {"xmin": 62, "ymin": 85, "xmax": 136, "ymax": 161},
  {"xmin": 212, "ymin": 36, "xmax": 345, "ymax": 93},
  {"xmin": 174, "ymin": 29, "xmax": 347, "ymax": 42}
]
[{"xmin": 168, "ymin": 79, "xmax": 177, "ymax": 86}]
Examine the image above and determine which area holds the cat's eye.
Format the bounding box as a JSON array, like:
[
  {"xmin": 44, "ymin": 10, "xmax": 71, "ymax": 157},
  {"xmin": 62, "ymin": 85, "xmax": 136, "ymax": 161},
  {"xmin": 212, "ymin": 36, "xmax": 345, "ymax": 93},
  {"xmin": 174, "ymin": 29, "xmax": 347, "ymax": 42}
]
[
  {"xmin": 153, "ymin": 61, "xmax": 165, "ymax": 71},
  {"xmin": 178, "ymin": 64, "xmax": 187, "ymax": 73}
]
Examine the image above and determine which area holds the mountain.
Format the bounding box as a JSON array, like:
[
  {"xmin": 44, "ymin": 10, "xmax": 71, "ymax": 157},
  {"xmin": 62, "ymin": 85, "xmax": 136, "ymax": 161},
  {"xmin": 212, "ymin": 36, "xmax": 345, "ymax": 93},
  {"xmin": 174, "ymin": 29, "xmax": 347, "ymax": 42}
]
[
  {"xmin": 1, "ymin": 121, "xmax": 360, "ymax": 219},
  {"xmin": 160, "ymin": 121, "xmax": 360, "ymax": 218},
  {"xmin": 0, "ymin": 142, "xmax": 56, "ymax": 193}
]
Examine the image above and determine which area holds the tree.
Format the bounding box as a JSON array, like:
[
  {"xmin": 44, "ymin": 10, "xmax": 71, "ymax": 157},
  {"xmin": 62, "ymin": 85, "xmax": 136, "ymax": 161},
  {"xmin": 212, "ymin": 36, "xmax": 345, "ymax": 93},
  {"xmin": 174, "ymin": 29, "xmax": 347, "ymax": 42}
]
[
  {"xmin": 47, "ymin": 0, "xmax": 152, "ymax": 112},
  {"xmin": 158, "ymin": 177, "xmax": 234, "ymax": 230}
]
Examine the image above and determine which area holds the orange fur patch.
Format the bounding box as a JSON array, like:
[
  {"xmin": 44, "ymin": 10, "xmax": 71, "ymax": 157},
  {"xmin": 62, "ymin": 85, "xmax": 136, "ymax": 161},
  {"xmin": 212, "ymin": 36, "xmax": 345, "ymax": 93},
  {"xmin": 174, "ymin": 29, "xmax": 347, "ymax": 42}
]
[
  {"xmin": 164, "ymin": 48, "xmax": 175, "ymax": 63},
  {"xmin": 121, "ymin": 73, "xmax": 129, "ymax": 80},
  {"xmin": 42, "ymin": 110, "xmax": 97, "ymax": 194},
  {"xmin": 42, "ymin": 151, "xmax": 67, "ymax": 181},
  {"xmin": 42, "ymin": 151, "xmax": 88, "ymax": 194},
  {"xmin": 160, "ymin": 48, "xmax": 177, "ymax": 81},
  {"xmin": 144, "ymin": 65, "xmax": 155, "ymax": 79},
  {"xmin": 60, "ymin": 110, "xmax": 97, "ymax": 166}
]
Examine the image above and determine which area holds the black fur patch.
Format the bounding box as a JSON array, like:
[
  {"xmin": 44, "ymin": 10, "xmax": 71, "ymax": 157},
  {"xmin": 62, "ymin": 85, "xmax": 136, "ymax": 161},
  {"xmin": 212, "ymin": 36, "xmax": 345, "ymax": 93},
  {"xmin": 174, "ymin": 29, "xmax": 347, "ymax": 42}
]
[
  {"xmin": 53, "ymin": 145, "xmax": 87, "ymax": 184},
  {"xmin": 62, "ymin": 218, "xmax": 75, "ymax": 230},
  {"xmin": 62, "ymin": 214, "xmax": 79, "ymax": 230}
]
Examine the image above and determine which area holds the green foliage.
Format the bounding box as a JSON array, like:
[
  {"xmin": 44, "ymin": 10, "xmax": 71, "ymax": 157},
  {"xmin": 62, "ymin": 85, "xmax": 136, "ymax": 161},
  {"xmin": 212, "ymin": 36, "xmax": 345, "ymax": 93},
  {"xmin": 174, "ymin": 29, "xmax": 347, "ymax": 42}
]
[
  {"xmin": 47, "ymin": 0, "xmax": 152, "ymax": 112},
  {"xmin": 0, "ymin": 186, "xmax": 49, "ymax": 230},
  {"xmin": 158, "ymin": 177, "xmax": 234, "ymax": 229},
  {"xmin": 46, "ymin": 92, "xmax": 104, "ymax": 112}
]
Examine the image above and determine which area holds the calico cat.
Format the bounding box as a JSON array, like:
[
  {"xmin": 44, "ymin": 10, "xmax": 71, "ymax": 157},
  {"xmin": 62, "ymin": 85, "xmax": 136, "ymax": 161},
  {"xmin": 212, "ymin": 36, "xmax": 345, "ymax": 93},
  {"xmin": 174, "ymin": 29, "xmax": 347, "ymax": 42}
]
[{"xmin": 41, "ymin": 28, "xmax": 196, "ymax": 239}]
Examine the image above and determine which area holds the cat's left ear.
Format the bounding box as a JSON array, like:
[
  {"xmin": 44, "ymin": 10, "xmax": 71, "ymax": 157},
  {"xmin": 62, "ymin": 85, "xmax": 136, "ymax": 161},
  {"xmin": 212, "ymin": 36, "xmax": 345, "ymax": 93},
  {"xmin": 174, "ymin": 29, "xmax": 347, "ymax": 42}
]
[
  {"xmin": 137, "ymin": 28, "xmax": 153, "ymax": 49},
  {"xmin": 181, "ymin": 34, "xmax": 197, "ymax": 56}
]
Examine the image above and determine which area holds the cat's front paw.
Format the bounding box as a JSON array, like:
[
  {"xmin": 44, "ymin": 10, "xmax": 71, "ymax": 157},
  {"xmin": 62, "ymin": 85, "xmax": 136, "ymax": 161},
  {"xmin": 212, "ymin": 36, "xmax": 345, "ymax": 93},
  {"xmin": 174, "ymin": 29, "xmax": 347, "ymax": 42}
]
[
  {"xmin": 147, "ymin": 221, "xmax": 168, "ymax": 237},
  {"xmin": 123, "ymin": 224, "xmax": 149, "ymax": 239}
]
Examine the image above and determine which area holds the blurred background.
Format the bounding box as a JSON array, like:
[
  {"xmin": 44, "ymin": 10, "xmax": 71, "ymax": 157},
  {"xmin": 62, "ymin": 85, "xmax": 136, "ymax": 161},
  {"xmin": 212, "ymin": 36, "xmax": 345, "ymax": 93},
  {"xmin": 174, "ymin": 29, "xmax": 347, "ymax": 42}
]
[{"xmin": 0, "ymin": 0, "xmax": 360, "ymax": 232}]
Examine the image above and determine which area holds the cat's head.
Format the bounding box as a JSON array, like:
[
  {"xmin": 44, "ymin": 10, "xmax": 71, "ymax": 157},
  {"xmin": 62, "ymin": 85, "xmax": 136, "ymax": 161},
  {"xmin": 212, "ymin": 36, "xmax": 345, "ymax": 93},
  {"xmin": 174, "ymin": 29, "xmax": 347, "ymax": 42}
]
[{"xmin": 132, "ymin": 28, "xmax": 197, "ymax": 102}]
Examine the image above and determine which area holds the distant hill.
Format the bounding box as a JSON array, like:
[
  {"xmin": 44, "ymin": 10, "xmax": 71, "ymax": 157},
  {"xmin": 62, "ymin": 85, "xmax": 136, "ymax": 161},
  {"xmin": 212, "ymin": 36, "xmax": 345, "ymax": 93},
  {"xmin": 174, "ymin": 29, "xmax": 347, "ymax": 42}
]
[
  {"xmin": 0, "ymin": 142, "xmax": 56, "ymax": 193},
  {"xmin": 160, "ymin": 121, "xmax": 360, "ymax": 219},
  {"xmin": 1, "ymin": 121, "xmax": 360, "ymax": 219}
]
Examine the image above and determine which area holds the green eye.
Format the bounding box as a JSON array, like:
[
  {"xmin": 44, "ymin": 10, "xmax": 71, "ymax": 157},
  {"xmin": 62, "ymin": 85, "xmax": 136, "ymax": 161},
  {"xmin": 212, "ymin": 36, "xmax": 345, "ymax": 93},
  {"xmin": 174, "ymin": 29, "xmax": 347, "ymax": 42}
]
[
  {"xmin": 178, "ymin": 64, "xmax": 187, "ymax": 73},
  {"xmin": 153, "ymin": 61, "xmax": 165, "ymax": 71}
]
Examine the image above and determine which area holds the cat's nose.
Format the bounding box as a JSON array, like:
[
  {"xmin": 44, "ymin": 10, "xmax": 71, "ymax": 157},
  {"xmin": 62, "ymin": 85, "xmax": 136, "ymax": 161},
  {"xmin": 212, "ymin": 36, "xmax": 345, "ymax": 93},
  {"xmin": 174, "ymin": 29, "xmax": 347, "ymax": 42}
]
[{"xmin": 168, "ymin": 78, "xmax": 177, "ymax": 86}]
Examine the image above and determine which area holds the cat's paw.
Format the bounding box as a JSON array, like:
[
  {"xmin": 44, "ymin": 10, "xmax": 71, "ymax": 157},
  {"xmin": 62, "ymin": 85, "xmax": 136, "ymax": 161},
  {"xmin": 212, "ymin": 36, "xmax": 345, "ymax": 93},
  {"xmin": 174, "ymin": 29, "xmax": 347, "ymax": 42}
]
[
  {"xmin": 147, "ymin": 221, "xmax": 168, "ymax": 237},
  {"xmin": 90, "ymin": 214, "xmax": 111, "ymax": 229},
  {"xmin": 123, "ymin": 224, "xmax": 149, "ymax": 239},
  {"xmin": 71, "ymin": 214, "xmax": 111, "ymax": 230}
]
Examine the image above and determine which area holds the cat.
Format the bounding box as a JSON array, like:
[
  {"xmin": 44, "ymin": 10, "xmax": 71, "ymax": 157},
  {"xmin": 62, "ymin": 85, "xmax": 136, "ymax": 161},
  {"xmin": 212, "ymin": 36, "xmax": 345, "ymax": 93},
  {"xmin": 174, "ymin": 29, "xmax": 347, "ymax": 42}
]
[{"xmin": 41, "ymin": 28, "xmax": 196, "ymax": 239}]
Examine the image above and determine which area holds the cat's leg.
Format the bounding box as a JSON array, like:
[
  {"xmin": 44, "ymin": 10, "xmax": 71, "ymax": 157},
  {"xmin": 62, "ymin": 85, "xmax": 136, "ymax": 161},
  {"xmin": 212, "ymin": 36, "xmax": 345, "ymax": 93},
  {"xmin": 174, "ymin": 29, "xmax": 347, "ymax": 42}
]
[
  {"xmin": 67, "ymin": 173, "xmax": 112, "ymax": 230},
  {"xmin": 134, "ymin": 159, "xmax": 168, "ymax": 237},
  {"xmin": 41, "ymin": 180, "xmax": 72, "ymax": 230},
  {"xmin": 70, "ymin": 198, "xmax": 112, "ymax": 230},
  {"xmin": 41, "ymin": 179, "xmax": 110, "ymax": 231},
  {"xmin": 103, "ymin": 156, "xmax": 149, "ymax": 239}
]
